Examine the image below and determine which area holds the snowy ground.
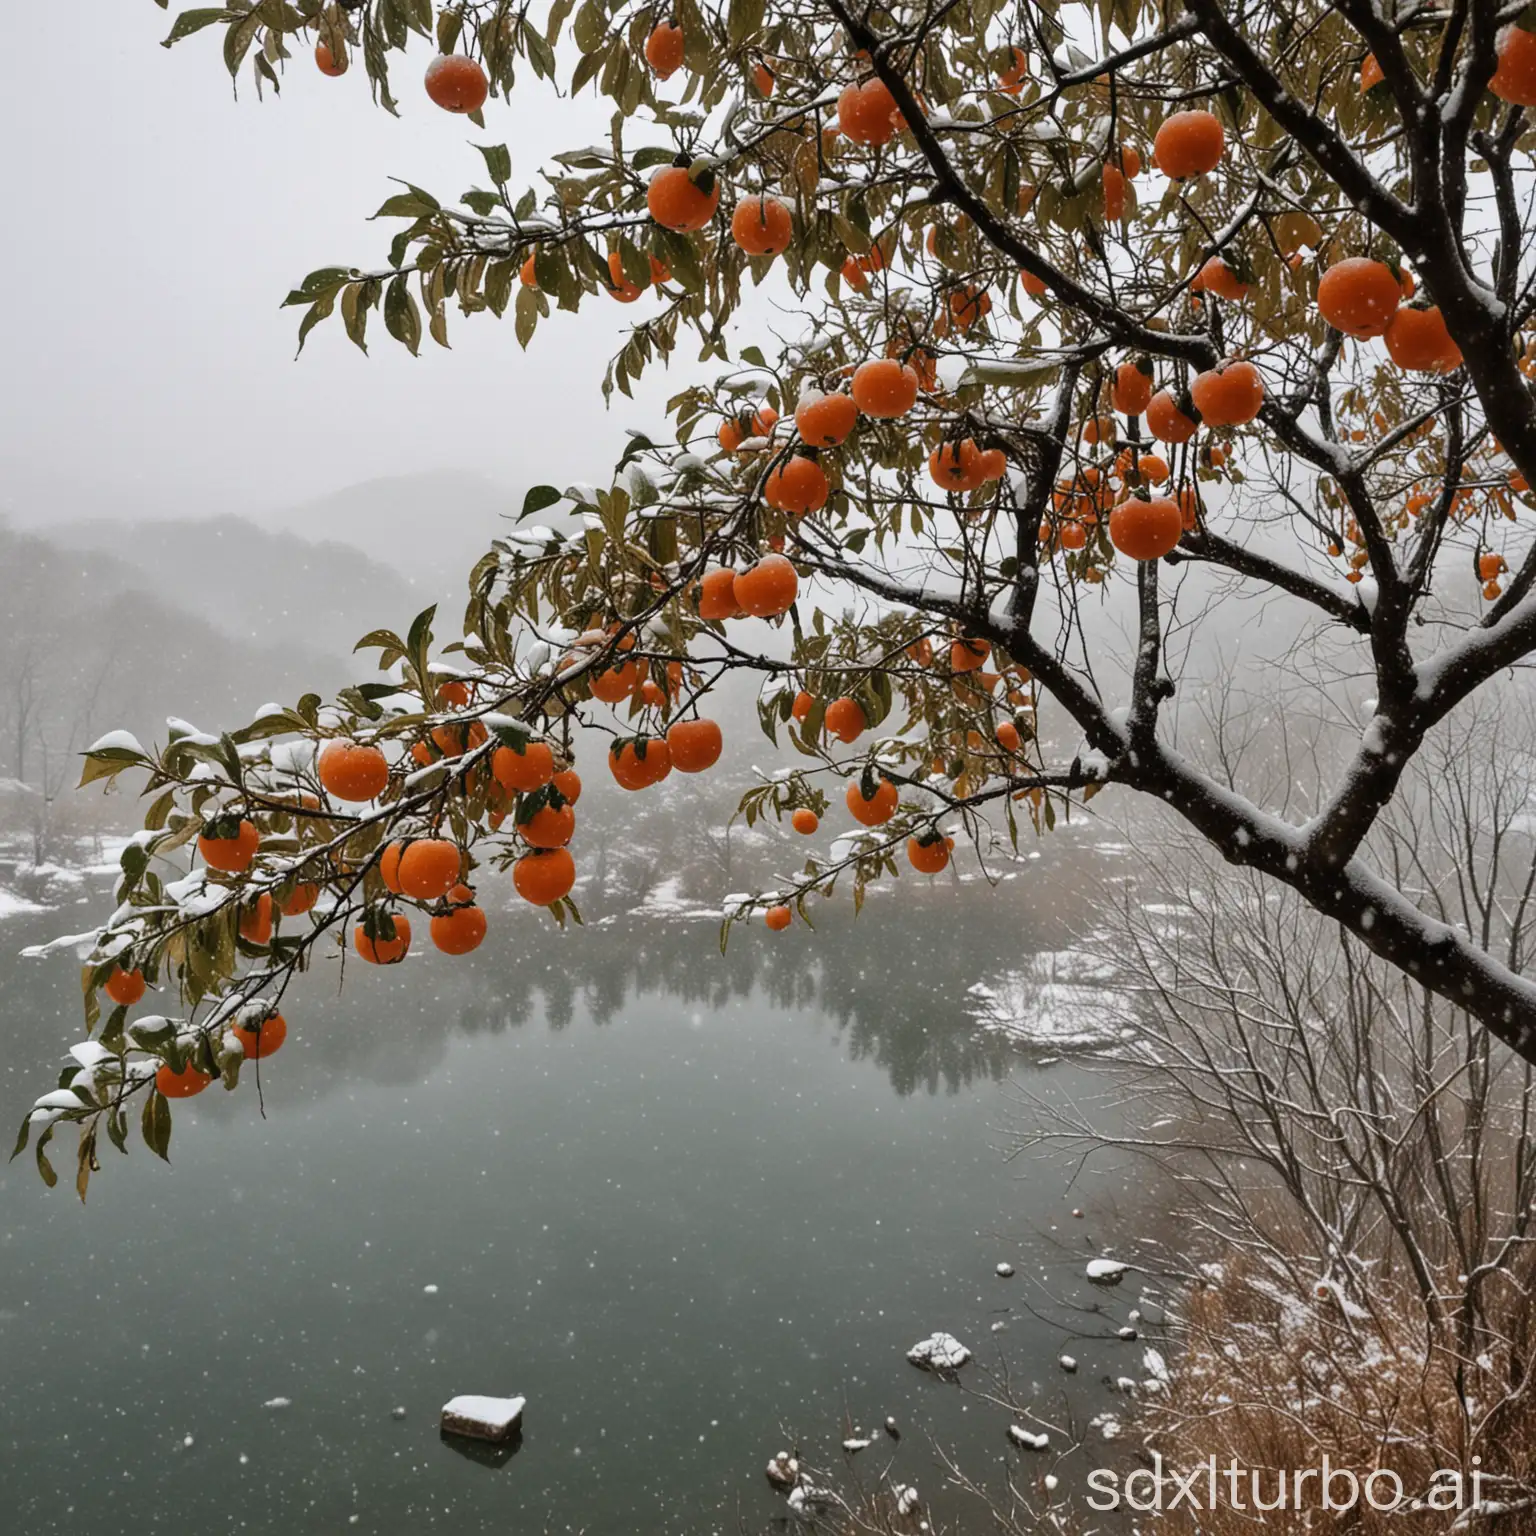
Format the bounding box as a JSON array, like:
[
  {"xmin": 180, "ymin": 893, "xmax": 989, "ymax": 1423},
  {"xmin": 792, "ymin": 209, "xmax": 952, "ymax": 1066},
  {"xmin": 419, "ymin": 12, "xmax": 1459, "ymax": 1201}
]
[
  {"xmin": 0, "ymin": 832, "xmax": 135, "ymax": 917},
  {"xmin": 624, "ymin": 874, "xmax": 721, "ymax": 922},
  {"xmin": 0, "ymin": 886, "xmax": 50, "ymax": 919}
]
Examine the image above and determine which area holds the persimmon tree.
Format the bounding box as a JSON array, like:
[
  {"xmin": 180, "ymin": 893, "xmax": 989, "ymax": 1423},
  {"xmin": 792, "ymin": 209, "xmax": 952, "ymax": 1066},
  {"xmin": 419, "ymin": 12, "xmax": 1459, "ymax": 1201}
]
[{"xmin": 20, "ymin": 0, "xmax": 1536, "ymax": 1193}]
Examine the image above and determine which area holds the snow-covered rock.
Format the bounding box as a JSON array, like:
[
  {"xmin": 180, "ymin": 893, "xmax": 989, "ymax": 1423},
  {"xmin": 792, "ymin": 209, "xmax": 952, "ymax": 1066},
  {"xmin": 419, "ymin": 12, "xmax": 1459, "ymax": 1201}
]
[
  {"xmin": 1086, "ymin": 1258, "xmax": 1127, "ymax": 1285},
  {"xmin": 995, "ymin": 1261, "xmax": 1016, "ymax": 1278},
  {"xmin": 439, "ymin": 1394, "xmax": 525, "ymax": 1443},
  {"xmin": 787, "ymin": 1482, "xmax": 838, "ymax": 1516},
  {"xmin": 1008, "ymin": 1425, "xmax": 1050, "ymax": 1451},
  {"xmin": 765, "ymin": 1451, "xmax": 799, "ymax": 1489},
  {"xmin": 907, "ymin": 1332, "xmax": 972, "ymax": 1372}
]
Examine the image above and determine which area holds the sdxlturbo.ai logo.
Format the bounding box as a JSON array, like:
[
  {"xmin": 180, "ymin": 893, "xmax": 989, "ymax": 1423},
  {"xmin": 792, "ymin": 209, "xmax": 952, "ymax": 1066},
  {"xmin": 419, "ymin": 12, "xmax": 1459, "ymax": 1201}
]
[{"xmin": 1086, "ymin": 1454, "xmax": 1493, "ymax": 1514}]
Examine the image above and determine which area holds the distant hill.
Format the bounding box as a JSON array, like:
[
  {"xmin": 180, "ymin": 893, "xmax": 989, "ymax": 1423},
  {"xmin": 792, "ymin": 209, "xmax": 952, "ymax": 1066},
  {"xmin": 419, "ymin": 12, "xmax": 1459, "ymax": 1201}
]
[
  {"xmin": 265, "ymin": 471, "xmax": 529, "ymax": 599},
  {"xmin": 0, "ymin": 520, "xmax": 346, "ymax": 789},
  {"xmin": 2, "ymin": 466, "xmax": 534, "ymax": 615},
  {"xmin": 46, "ymin": 515, "xmax": 422, "ymax": 658}
]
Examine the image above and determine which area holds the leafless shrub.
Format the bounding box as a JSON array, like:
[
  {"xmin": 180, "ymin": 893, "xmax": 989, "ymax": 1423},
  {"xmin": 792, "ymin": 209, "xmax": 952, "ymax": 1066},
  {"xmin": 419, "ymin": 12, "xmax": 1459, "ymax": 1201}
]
[{"xmin": 1014, "ymin": 688, "xmax": 1536, "ymax": 1529}]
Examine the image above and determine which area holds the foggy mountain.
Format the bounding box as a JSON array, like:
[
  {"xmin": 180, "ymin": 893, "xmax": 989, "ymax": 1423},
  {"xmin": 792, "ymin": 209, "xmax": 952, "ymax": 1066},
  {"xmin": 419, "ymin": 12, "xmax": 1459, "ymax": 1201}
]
[
  {"xmin": 264, "ymin": 470, "xmax": 529, "ymax": 600},
  {"xmin": 0, "ymin": 520, "xmax": 344, "ymax": 792},
  {"xmin": 3, "ymin": 466, "xmax": 536, "ymax": 631},
  {"xmin": 44, "ymin": 516, "xmax": 421, "ymax": 659}
]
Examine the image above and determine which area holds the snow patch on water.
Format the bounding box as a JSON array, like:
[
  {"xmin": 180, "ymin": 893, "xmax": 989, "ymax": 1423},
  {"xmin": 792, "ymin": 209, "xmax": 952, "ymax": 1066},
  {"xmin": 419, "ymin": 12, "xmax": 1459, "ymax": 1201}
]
[{"xmin": 967, "ymin": 949, "xmax": 1133, "ymax": 1051}]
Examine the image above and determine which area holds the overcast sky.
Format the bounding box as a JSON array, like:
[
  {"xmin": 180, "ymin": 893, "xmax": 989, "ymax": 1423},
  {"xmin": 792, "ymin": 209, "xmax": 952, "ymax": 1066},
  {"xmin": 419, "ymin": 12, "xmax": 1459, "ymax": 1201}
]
[{"xmin": 0, "ymin": 6, "xmax": 703, "ymax": 523}]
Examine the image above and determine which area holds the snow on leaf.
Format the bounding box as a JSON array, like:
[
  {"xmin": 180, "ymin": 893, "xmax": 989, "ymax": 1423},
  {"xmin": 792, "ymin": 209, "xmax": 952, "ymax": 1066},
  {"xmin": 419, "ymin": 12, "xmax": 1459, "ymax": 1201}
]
[{"xmin": 86, "ymin": 730, "xmax": 147, "ymax": 757}]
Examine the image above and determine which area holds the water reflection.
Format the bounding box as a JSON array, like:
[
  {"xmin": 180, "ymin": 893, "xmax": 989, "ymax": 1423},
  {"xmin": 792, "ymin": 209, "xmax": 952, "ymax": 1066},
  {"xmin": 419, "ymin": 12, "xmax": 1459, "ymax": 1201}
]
[
  {"xmin": 0, "ymin": 847, "xmax": 1118, "ymax": 1536},
  {"xmin": 5, "ymin": 834, "xmax": 1097, "ymax": 1108}
]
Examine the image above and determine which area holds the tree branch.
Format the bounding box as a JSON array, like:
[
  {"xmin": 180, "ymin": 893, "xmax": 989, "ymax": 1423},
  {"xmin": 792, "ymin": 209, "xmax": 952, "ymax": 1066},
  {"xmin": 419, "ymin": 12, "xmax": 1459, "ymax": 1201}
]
[
  {"xmin": 1167, "ymin": 529, "xmax": 1373, "ymax": 631},
  {"xmin": 1181, "ymin": 0, "xmax": 1420, "ymax": 249},
  {"xmin": 824, "ymin": 0, "xmax": 1215, "ymax": 369}
]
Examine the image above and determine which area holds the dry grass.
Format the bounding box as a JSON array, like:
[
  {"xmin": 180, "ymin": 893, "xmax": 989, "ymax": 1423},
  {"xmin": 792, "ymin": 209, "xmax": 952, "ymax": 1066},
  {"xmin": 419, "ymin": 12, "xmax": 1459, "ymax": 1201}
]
[{"xmin": 1128, "ymin": 1188, "xmax": 1536, "ymax": 1533}]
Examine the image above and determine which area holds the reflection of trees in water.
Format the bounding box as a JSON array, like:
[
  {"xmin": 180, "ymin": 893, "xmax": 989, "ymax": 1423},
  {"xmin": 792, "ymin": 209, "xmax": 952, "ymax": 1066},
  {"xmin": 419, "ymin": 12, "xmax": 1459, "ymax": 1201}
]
[
  {"xmin": 817, "ymin": 884, "xmax": 1081, "ymax": 1099},
  {"xmin": 456, "ymin": 857, "xmax": 1097, "ymax": 1097},
  {"xmin": 3, "ymin": 842, "xmax": 1102, "ymax": 1118}
]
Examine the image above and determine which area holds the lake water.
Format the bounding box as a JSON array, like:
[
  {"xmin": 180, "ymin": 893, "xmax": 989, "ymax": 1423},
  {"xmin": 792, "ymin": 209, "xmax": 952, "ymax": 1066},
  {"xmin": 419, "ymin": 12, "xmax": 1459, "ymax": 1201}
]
[{"xmin": 0, "ymin": 856, "xmax": 1136, "ymax": 1533}]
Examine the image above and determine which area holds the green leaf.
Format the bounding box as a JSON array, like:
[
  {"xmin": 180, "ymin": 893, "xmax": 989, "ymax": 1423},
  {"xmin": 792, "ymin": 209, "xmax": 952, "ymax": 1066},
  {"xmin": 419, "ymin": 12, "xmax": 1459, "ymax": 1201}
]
[
  {"xmin": 616, "ymin": 432, "xmax": 654, "ymax": 471},
  {"xmin": 128, "ymin": 1017, "xmax": 177, "ymax": 1050},
  {"xmin": 283, "ymin": 266, "xmax": 352, "ymax": 307},
  {"xmin": 142, "ymin": 1090, "xmax": 173, "ymax": 1162},
  {"xmin": 484, "ymin": 259, "xmax": 517, "ymax": 317},
  {"xmin": 525, "ymin": 28, "xmax": 557, "ymax": 79},
  {"xmin": 341, "ymin": 281, "xmax": 370, "ymax": 353},
  {"xmin": 11, "ymin": 1112, "xmax": 31, "ymax": 1163},
  {"xmin": 655, "ymin": 230, "xmax": 704, "ymax": 292},
  {"xmin": 223, "ymin": 9, "xmax": 264, "ymax": 76},
  {"xmin": 338, "ymin": 686, "xmax": 386, "ymax": 721},
  {"xmin": 402, "ymin": 182, "xmax": 442, "ymax": 212},
  {"xmin": 406, "ymin": 605, "xmax": 438, "ymax": 663},
  {"xmin": 617, "ymin": 236, "xmax": 650, "ymax": 289},
  {"xmin": 521, "ymin": 485, "xmax": 563, "ymax": 520},
  {"xmin": 78, "ymin": 747, "xmax": 147, "ymax": 790},
  {"xmin": 477, "ymin": 143, "xmax": 512, "ymax": 186},
  {"xmin": 532, "ymin": 243, "xmax": 567, "ymax": 296},
  {"xmin": 727, "ymin": 0, "xmax": 767, "ymax": 45},
  {"xmin": 100, "ymin": 1005, "xmax": 129, "ymax": 1052},
  {"xmin": 373, "ymin": 192, "xmax": 438, "ymax": 220},
  {"xmin": 76, "ymin": 1125, "xmax": 97, "ymax": 1203},
  {"xmin": 232, "ymin": 709, "xmax": 312, "ymax": 743},
  {"xmin": 384, "ymin": 274, "xmax": 422, "ymax": 355},
  {"xmin": 162, "ymin": 8, "xmax": 236, "ymax": 47},
  {"xmin": 514, "ymin": 282, "xmax": 539, "ymax": 348},
  {"xmin": 294, "ymin": 291, "xmax": 337, "ymax": 355},
  {"xmin": 120, "ymin": 840, "xmax": 150, "ymax": 882},
  {"xmin": 570, "ymin": 44, "xmax": 606, "ymax": 94},
  {"xmin": 546, "ymin": 0, "xmax": 577, "ymax": 43},
  {"xmin": 572, "ymin": 0, "xmax": 607, "ymax": 53},
  {"xmin": 633, "ymin": 145, "xmax": 676, "ymax": 171},
  {"xmin": 354, "ymin": 627, "xmax": 408, "ymax": 655}
]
